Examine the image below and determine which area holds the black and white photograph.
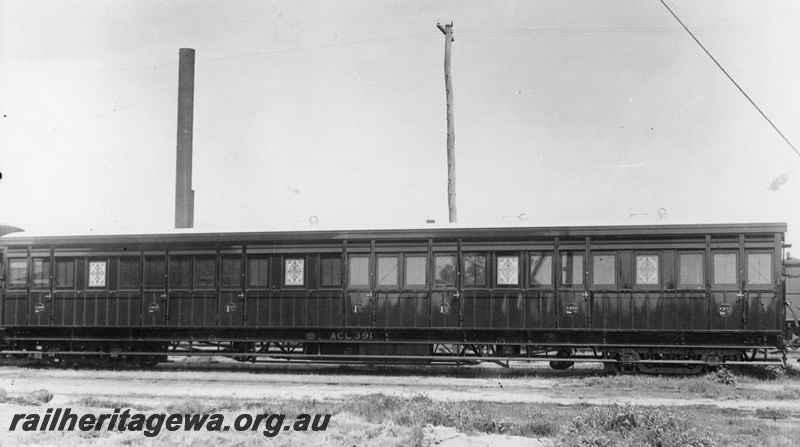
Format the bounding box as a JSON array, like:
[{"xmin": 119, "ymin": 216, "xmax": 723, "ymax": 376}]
[{"xmin": 1, "ymin": 1, "xmax": 799, "ymax": 446}]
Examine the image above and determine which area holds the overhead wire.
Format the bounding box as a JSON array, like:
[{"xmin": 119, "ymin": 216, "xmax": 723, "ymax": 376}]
[{"xmin": 659, "ymin": 0, "xmax": 800, "ymax": 158}]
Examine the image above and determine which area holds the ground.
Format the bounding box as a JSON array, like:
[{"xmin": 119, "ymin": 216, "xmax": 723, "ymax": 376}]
[{"xmin": 0, "ymin": 354, "xmax": 798, "ymax": 446}]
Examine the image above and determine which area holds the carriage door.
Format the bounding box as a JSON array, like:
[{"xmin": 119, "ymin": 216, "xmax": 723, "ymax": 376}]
[
  {"xmin": 142, "ymin": 254, "xmax": 167, "ymax": 326},
  {"xmin": 372, "ymin": 251, "xmax": 430, "ymax": 329},
  {"xmin": 710, "ymin": 251, "xmax": 742, "ymax": 331},
  {"xmin": 557, "ymin": 249, "xmax": 588, "ymax": 329},
  {"xmin": 374, "ymin": 253, "xmax": 400, "ymax": 328},
  {"xmin": 28, "ymin": 253, "xmax": 53, "ymax": 326},
  {"xmin": 345, "ymin": 252, "xmax": 373, "ymax": 327},
  {"xmin": 432, "ymin": 251, "xmax": 459, "ymax": 328},
  {"xmin": 742, "ymin": 251, "xmax": 779, "ymax": 332},
  {"xmin": 219, "ymin": 252, "xmax": 245, "ymax": 327}
]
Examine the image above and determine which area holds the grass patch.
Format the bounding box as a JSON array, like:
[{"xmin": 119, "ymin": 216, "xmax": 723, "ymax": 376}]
[
  {"xmin": 8, "ymin": 392, "xmax": 800, "ymax": 446},
  {"xmin": 754, "ymin": 407, "xmax": 792, "ymax": 420},
  {"xmin": 558, "ymin": 404, "xmax": 717, "ymax": 447}
]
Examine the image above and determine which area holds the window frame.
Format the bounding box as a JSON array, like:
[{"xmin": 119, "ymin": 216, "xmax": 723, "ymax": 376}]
[
  {"xmin": 591, "ymin": 252, "xmax": 617, "ymax": 288},
  {"xmin": 348, "ymin": 255, "xmax": 370, "ymax": 289},
  {"xmin": 31, "ymin": 257, "xmax": 51, "ymax": 289},
  {"xmin": 433, "ymin": 253, "xmax": 457, "ymax": 288},
  {"xmin": 712, "ymin": 251, "xmax": 739, "ymax": 288},
  {"xmin": 319, "ymin": 255, "xmax": 343, "ymax": 288},
  {"xmin": 246, "ymin": 255, "xmax": 270, "ymax": 289},
  {"xmin": 87, "ymin": 259, "xmax": 109, "ymax": 289},
  {"xmin": 54, "ymin": 258, "xmax": 76, "ymax": 290},
  {"xmin": 144, "ymin": 256, "xmax": 167, "ymax": 289},
  {"xmin": 403, "ymin": 254, "xmax": 428, "ymax": 289},
  {"xmin": 746, "ymin": 252, "xmax": 773, "ymax": 288},
  {"xmin": 462, "ymin": 253, "xmax": 487, "ymax": 288},
  {"xmin": 376, "ymin": 255, "xmax": 399, "ymax": 289},
  {"xmin": 529, "ymin": 252, "xmax": 554, "ymax": 288},
  {"xmin": 220, "ymin": 255, "xmax": 242, "ymax": 289},
  {"xmin": 677, "ymin": 252, "xmax": 705, "ymax": 290},
  {"xmin": 559, "ymin": 251, "xmax": 585, "ymax": 288},
  {"xmin": 118, "ymin": 257, "xmax": 142, "ymax": 290},
  {"xmin": 8, "ymin": 259, "xmax": 28, "ymax": 288},
  {"xmin": 169, "ymin": 255, "xmax": 192, "ymax": 290},
  {"xmin": 283, "ymin": 257, "xmax": 306, "ymax": 288},
  {"xmin": 194, "ymin": 255, "xmax": 217, "ymax": 290},
  {"xmin": 495, "ymin": 253, "xmax": 521, "ymax": 288},
  {"xmin": 633, "ymin": 252, "xmax": 660, "ymax": 289}
]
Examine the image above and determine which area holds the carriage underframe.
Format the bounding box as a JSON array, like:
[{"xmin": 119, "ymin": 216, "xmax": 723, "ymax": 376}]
[{"xmin": 2, "ymin": 327, "xmax": 786, "ymax": 374}]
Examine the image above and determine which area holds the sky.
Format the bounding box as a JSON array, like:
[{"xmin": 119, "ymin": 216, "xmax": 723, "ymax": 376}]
[{"xmin": 1, "ymin": 1, "xmax": 799, "ymax": 246}]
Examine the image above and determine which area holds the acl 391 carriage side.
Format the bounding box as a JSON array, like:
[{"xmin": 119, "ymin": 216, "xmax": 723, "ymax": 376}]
[{"xmin": 0, "ymin": 222, "xmax": 796, "ymax": 373}]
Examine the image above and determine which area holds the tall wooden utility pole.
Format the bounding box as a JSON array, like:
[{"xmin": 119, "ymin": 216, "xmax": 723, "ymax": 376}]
[
  {"xmin": 437, "ymin": 21, "xmax": 456, "ymax": 223},
  {"xmin": 175, "ymin": 48, "xmax": 195, "ymax": 229}
]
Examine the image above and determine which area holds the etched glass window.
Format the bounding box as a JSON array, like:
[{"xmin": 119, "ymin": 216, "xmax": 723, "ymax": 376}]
[
  {"xmin": 463, "ymin": 254, "xmax": 486, "ymax": 286},
  {"xmin": 247, "ymin": 256, "xmax": 269, "ymax": 287},
  {"xmin": 497, "ymin": 256, "xmax": 519, "ymax": 285},
  {"xmin": 320, "ymin": 256, "xmax": 342, "ymax": 287},
  {"xmin": 434, "ymin": 255, "xmax": 456, "ymax": 287},
  {"xmin": 405, "ymin": 256, "xmax": 427, "ymax": 287},
  {"xmin": 284, "ymin": 259, "xmax": 304, "ymax": 286},
  {"xmin": 88, "ymin": 261, "xmax": 107, "ymax": 287},
  {"xmin": 593, "ymin": 254, "xmax": 616, "ymax": 286},
  {"xmin": 9, "ymin": 259, "xmax": 27, "ymax": 288},
  {"xmin": 679, "ymin": 254, "xmax": 704, "ymax": 288},
  {"xmin": 530, "ymin": 253, "xmax": 553, "ymax": 286},
  {"xmin": 169, "ymin": 256, "xmax": 192, "ymax": 289},
  {"xmin": 561, "ymin": 253, "xmax": 584, "ymax": 286},
  {"xmin": 55, "ymin": 259, "xmax": 75, "ymax": 289},
  {"xmin": 747, "ymin": 253, "xmax": 772, "ymax": 286},
  {"xmin": 713, "ymin": 253, "xmax": 737, "ymax": 285},
  {"xmin": 349, "ymin": 256, "xmax": 369, "ymax": 287},
  {"xmin": 635, "ymin": 255, "xmax": 659, "ymax": 285},
  {"xmin": 145, "ymin": 257, "xmax": 166, "ymax": 288},
  {"xmin": 32, "ymin": 258, "xmax": 50, "ymax": 288},
  {"xmin": 119, "ymin": 258, "xmax": 141, "ymax": 289}
]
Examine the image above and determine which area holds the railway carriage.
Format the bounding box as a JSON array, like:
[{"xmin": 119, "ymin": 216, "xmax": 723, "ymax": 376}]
[{"xmin": 0, "ymin": 222, "xmax": 796, "ymax": 373}]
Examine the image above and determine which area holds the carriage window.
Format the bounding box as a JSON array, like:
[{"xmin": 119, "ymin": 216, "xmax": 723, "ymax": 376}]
[
  {"xmin": 635, "ymin": 255, "xmax": 659, "ymax": 286},
  {"xmin": 284, "ymin": 258, "xmax": 304, "ymax": 286},
  {"xmin": 530, "ymin": 253, "xmax": 553, "ymax": 286},
  {"xmin": 435, "ymin": 255, "xmax": 456, "ymax": 287},
  {"xmin": 679, "ymin": 254, "xmax": 704, "ymax": 288},
  {"xmin": 463, "ymin": 254, "xmax": 486, "ymax": 286},
  {"xmin": 349, "ymin": 256, "xmax": 369, "ymax": 287},
  {"xmin": 497, "ymin": 256, "xmax": 519, "ymax": 286},
  {"xmin": 32, "ymin": 258, "xmax": 50, "ymax": 288},
  {"xmin": 377, "ymin": 256, "xmax": 398, "ymax": 287},
  {"xmin": 119, "ymin": 258, "xmax": 141, "ymax": 289},
  {"xmin": 713, "ymin": 253, "xmax": 737, "ymax": 285},
  {"xmin": 405, "ymin": 256, "xmax": 427, "ymax": 287},
  {"xmin": 561, "ymin": 253, "xmax": 583, "ymax": 286},
  {"xmin": 195, "ymin": 256, "xmax": 216, "ymax": 288},
  {"xmin": 221, "ymin": 256, "xmax": 241, "ymax": 288},
  {"xmin": 320, "ymin": 256, "xmax": 342, "ymax": 287},
  {"xmin": 88, "ymin": 261, "xmax": 107, "ymax": 287},
  {"xmin": 247, "ymin": 256, "xmax": 269, "ymax": 287},
  {"xmin": 747, "ymin": 253, "xmax": 772, "ymax": 286},
  {"xmin": 593, "ymin": 254, "xmax": 616, "ymax": 286},
  {"xmin": 169, "ymin": 256, "xmax": 192, "ymax": 289},
  {"xmin": 9, "ymin": 259, "xmax": 27, "ymax": 288},
  {"xmin": 55, "ymin": 259, "xmax": 75, "ymax": 289},
  {"xmin": 145, "ymin": 257, "xmax": 166, "ymax": 288}
]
